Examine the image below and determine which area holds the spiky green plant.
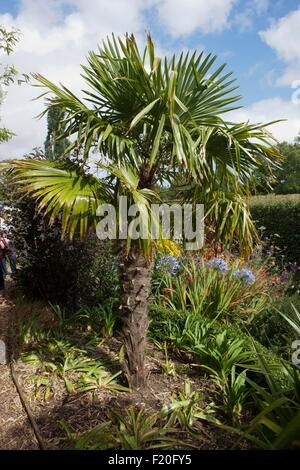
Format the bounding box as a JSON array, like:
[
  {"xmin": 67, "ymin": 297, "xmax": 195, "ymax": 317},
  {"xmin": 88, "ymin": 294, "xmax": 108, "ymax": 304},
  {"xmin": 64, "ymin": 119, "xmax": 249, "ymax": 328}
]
[
  {"xmin": 160, "ymin": 380, "xmax": 211, "ymax": 431},
  {"xmin": 60, "ymin": 406, "xmax": 178, "ymax": 450},
  {"xmin": 244, "ymin": 351, "xmax": 300, "ymax": 449},
  {"xmin": 213, "ymin": 366, "xmax": 250, "ymax": 426}
]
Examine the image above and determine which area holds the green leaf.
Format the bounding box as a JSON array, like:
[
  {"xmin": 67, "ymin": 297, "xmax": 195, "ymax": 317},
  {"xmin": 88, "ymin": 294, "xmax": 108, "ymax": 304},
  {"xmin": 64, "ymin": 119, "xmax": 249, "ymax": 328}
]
[
  {"xmin": 150, "ymin": 114, "xmax": 166, "ymax": 167},
  {"xmin": 130, "ymin": 98, "xmax": 160, "ymax": 129}
]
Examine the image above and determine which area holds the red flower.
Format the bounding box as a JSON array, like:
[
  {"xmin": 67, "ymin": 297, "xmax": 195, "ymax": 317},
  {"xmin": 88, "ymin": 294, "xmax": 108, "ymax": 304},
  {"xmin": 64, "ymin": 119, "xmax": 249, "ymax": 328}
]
[
  {"xmin": 273, "ymin": 275, "xmax": 278, "ymax": 285},
  {"xmin": 217, "ymin": 245, "xmax": 222, "ymax": 253},
  {"xmin": 205, "ymin": 251, "xmax": 213, "ymax": 260}
]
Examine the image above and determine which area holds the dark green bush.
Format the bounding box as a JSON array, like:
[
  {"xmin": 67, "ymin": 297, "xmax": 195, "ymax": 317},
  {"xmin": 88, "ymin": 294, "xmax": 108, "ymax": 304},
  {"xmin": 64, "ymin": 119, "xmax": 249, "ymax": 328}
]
[
  {"xmin": 5, "ymin": 191, "xmax": 120, "ymax": 310},
  {"xmin": 148, "ymin": 304, "xmax": 188, "ymax": 343},
  {"xmin": 250, "ymin": 194, "xmax": 300, "ymax": 265},
  {"xmin": 87, "ymin": 246, "xmax": 120, "ymax": 307}
]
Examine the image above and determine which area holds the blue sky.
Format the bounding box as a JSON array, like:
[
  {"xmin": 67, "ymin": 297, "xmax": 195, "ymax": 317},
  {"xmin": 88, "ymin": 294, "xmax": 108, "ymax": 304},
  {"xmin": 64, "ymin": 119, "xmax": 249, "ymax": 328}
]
[
  {"xmin": 143, "ymin": 0, "xmax": 297, "ymax": 105},
  {"xmin": 1, "ymin": 0, "xmax": 300, "ymax": 159}
]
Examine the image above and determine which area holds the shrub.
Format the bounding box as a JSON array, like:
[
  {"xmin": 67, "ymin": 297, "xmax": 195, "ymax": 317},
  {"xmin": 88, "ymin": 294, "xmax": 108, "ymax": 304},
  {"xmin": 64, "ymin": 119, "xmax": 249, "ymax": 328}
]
[
  {"xmin": 148, "ymin": 304, "xmax": 188, "ymax": 344},
  {"xmin": 87, "ymin": 247, "xmax": 120, "ymax": 307},
  {"xmin": 250, "ymin": 194, "xmax": 300, "ymax": 266},
  {"xmin": 2, "ymin": 176, "xmax": 120, "ymax": 310}
]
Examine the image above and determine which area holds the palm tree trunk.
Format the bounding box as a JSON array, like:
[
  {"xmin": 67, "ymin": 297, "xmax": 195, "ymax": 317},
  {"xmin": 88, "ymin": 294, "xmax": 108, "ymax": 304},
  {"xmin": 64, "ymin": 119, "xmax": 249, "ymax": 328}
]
[{"xmin": 119, "ymin": 247, "xmax": 151, "ymax": 389}]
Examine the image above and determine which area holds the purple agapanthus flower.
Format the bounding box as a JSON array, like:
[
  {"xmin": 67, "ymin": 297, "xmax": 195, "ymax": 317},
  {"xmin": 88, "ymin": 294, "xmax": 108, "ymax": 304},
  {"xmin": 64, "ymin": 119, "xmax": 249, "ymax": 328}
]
[
  {"xmin": 207, "ymin": 257, "xmax": 229, "ymax": 271},
  {"xmin": 156, "ymin": 255, "xmax": 180, "ymax": 275},
  {"xmin": 233, "ymin": 268, "xmax": 255, "ymax": 285}
]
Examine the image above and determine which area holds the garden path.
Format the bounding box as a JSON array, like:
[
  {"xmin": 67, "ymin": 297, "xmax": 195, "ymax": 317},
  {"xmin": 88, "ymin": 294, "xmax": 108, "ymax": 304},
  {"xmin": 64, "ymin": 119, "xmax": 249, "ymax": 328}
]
[{"xmin": 0, "ymin": 282, "xmax": 38, "ymax": 450}]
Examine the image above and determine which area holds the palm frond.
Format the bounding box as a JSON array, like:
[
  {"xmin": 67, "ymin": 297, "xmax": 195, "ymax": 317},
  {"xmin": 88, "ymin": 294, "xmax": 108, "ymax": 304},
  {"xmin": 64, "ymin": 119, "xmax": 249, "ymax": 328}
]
[
  {"xmin": 4, "ymin": 159, "xmax": 111, "ymax": 239},
  {"xmin": 7, "ymin": 33, "xmax": 281, "ymax": 256}
]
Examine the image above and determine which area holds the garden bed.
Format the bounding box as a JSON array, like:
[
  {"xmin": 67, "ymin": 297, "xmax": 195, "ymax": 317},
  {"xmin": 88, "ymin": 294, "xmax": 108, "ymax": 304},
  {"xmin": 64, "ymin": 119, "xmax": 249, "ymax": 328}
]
[{"xmin": 10, "ymin": 300, "xmax": 250, "ymax": 450}]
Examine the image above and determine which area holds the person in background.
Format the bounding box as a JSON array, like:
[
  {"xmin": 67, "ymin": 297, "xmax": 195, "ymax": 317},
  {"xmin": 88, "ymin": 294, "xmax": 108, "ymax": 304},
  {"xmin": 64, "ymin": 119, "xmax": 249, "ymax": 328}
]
[
  {"xmin": 0, "ymin": 209, "xmax": 9, "ymax": 233},
  {"xmin": 0, "ymin": 239, "xmax": 5, "ymax": 290},
  {"xmin": 1, "ymin": 232, "xmax": 17, "ymax": 276}
]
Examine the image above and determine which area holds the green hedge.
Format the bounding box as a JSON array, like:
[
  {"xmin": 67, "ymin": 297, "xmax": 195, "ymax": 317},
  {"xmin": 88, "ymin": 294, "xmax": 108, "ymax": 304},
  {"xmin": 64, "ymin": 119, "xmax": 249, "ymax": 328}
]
[{"xmin": 250, "ymin": 194, "xmax": 300, "ymax": 265}]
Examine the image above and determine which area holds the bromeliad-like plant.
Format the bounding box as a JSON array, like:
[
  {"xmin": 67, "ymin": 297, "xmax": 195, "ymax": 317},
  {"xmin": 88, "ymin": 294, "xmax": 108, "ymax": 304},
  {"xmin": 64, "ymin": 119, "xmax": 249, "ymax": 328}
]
[
  {"xmin": 194, "ymin": 330, "xmax": 253, "ymax": 384},
  {"xmin": 22, "ymin": 333, "xmax": 126, "ymax": 394},
  {"xmin": 160, "ymin": 379, "xmax": 211, "ymax": 431},
  {"xmin": 76, "ymin": 364, "xmax": 129, "ymax": 394},
  {"xmin": 3, "ymin": 33, "xmax": 280, "ymax": 388},
  {"xmin": 60, "ymin": 406, "xmax": 178, "ymax": 450},
  {"xmin": 242, "ymin": 308, "xmax": 300, "ymax": 449},
  {"xmin": 213, "ymin": 366, "xmax": 250, "ymax": 426}
]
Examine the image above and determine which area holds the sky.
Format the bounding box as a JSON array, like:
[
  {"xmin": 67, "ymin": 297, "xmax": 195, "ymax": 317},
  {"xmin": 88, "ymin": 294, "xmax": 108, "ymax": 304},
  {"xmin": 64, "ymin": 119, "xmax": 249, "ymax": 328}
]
[{"xmin": 0, "ymin": 0, "xmax": 300, "ymax": 160}]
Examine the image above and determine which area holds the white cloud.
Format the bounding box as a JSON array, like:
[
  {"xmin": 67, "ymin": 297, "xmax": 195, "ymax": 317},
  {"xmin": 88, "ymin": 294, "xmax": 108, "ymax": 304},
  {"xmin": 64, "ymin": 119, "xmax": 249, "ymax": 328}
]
[
  {"xmin": 229, "ymin": 97, "xmax": 300, "ymax": 142},
  {"xmin": 235, "ymin": 8, "xmax": 253, "ymax": 32},
  {"xmin": 253, "ymin": 0, "xmax": 269, "ymax": 15},
  {"xmin": 156, "ymin": 0, "xmax": 237, "ymax": 37},
  {"xmin": 234, "ymin": 0, "xmax": 269, "ymax": 32},
  {"xmin": 1, "ymin": 0, "xmax": 234, "ymax": 160},
  {"xmin": 0, "ymin": 0, "xmax": 155, "ymax": 160},
  {"xmin": 0, "ymin": 84, "xmax": 44, "ymax": 159},
  {"xmin": 1, "ymin": 0, "xmax": 296, "ymax": 161},
  {"xmin": 260, "ymin": 5, "xmax": 300, "ymax": 85}
]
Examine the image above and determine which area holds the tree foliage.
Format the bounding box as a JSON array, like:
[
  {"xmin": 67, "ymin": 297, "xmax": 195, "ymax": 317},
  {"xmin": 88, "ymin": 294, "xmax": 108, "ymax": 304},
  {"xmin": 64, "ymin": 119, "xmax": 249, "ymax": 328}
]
[
  {"xmin": 274, "ymin": 135, "xmax": 300, "ymax": 194},
  {"xmin": 44, "ymin": 107, "xmax": 70, "ymax": 160},
  {"xmin": 0, "ymin": 25, "xmax": 29, "ymax": 143},
  {"xmin": 9, "ymin": 33, "xmax": 280, "ymax": 254}
]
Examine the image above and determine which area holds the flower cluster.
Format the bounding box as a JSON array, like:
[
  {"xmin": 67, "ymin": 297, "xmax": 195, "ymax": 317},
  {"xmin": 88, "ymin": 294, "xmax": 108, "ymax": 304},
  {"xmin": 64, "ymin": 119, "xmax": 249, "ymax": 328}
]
[
  {"xmin": 273, "ymin": 271, "xmax": 289, "ymax": 285},
  {"xmin": 233, "ymin": 268, "xmax": 255, "ymax": 285},
  {"xmin": 207, "ymin": 257, "xmax": 229, "ymax": 271},
  {"xmin": 203, "ymin": 243, "xmax": 223, "ymax": 260},
  {"xmin": 156, "ymin": 255, "xmax": 180, "ymax": 275},
  {"xmin": 156, "ymin": 240, "xmax": 182, "ymax": 258}
]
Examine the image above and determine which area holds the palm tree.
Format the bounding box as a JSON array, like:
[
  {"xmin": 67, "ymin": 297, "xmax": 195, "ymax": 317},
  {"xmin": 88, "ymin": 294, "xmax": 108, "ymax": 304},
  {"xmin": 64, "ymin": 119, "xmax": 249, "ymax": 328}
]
[{"xmin": 4, "ymin": 34, "xmax": 280, "ymax": 389}]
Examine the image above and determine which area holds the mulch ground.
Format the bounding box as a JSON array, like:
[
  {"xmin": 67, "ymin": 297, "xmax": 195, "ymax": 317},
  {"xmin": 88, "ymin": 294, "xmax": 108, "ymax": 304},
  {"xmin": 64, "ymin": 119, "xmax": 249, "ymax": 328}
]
[
  {"xmin": 0, "ymin": 281, "xmax": 38, "ymax": 450},
  {"xmin": 0, "ymin": 284, "xmax": 250, "ymax": 450},
  {"xmin": 14, "ymin": 349, "xmax": 241, "ymax": 450}
]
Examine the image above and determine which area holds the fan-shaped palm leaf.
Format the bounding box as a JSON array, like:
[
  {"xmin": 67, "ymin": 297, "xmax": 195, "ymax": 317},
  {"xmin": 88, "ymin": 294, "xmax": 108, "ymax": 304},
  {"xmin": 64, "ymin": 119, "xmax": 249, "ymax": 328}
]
[{"xmin": 4, "ymin": 159, "xmax": 111, "ymax": 238}]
